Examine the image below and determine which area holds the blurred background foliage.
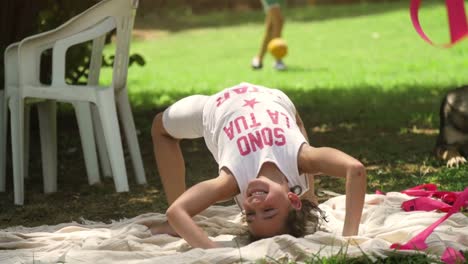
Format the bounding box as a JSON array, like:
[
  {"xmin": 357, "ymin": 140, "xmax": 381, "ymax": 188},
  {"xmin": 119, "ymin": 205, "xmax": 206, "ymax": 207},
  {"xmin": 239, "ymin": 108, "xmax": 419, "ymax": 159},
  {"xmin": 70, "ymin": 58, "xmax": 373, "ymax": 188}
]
[
  {"xmin": 1, "ymin": 0, "xmax": 96, "ymax": 88},
  {"xmin": 136, "ymin": 0, "xmax": 400, "ymax": 15},
  {"xmin": 0, "ymin": 0, "xmax": 145, "ymax": 88}
]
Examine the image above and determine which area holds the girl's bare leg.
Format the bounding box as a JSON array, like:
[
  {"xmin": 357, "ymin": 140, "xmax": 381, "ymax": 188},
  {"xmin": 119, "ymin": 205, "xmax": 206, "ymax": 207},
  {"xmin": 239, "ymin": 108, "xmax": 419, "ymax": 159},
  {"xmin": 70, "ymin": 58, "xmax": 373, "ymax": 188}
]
[
  {"xmin": 152, "ymin": 113, "xmax": 186, "ymax": 205},
  {"xmin": 254, "ymin": 6, "xmax": 284, "ymax": 68},
  {"xmin": 256, "ymin": 12, "xmax": 273, "ymax": 62},
  {"xmin": 269, "ymin": 6, "xmax": 284, "ymax": 39}
]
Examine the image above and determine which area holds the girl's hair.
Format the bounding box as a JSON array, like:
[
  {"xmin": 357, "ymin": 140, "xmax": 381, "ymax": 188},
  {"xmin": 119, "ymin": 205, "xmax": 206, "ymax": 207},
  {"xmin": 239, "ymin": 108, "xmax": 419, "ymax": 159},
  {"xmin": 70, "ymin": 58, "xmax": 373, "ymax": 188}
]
[
  {"xmin": 247, "ymin": 199, "xmax": 326, "ymax": 242},
  {"xmin": 285, "ymin": 199, "xmax": 325, "ymax": 237}
]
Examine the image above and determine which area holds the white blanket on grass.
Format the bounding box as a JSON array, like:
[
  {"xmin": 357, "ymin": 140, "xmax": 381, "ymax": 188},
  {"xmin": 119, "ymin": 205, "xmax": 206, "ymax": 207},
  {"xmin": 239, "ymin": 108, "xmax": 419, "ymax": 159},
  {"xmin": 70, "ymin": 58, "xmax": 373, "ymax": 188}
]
[{"xmin": 0, "ymin": 192, "xmax": 467, "ymax": 264}]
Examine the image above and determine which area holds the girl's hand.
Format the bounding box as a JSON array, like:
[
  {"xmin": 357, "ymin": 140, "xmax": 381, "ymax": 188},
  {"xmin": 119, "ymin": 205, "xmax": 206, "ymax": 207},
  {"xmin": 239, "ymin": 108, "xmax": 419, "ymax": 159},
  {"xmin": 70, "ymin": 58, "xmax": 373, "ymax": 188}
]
[
  {"xmin": 138, "ymin": 220, "xmax": 179, "ymax": 236},
  {"xmin": 166, "ymin": 170, "xmax": 239, "ymax": 249}
]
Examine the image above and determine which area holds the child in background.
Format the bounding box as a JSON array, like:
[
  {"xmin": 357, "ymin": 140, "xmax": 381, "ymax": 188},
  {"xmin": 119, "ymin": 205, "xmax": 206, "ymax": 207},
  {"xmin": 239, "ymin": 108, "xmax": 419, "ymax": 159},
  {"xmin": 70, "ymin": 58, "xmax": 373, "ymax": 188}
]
[
  {"xmin": 252, "ymin": 0, "xmax": 287, "ymax": 70},
  {"xmin": 148, "ymin": 82, "xmax": 367, "ymax": 248}
]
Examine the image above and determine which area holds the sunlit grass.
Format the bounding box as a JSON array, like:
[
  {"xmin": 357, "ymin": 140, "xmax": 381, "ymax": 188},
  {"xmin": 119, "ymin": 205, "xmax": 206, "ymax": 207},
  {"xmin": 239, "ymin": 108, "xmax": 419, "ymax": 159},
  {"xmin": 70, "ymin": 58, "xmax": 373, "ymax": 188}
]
[{"xmin": 101, "ymin": 0, "xmax": 468, "ymax": 109}]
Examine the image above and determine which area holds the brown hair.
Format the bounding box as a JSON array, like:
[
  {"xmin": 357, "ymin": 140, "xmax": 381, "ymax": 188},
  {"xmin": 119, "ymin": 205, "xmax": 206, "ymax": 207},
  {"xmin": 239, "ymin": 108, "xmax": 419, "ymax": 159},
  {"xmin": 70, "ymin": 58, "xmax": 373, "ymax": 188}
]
[
  {"xmin": 285, "ymin": 199, "xmax": 325, "ymax": 237},
  {"xmin": 247, "ymin": 199, "xmax": 326, "ymax": 242}
]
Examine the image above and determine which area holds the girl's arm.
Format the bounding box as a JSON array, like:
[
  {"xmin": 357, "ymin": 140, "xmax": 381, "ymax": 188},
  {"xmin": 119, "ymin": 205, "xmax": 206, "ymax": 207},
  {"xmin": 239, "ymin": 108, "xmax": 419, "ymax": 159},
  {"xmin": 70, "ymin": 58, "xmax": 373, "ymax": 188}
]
[
  {"xmin": 295, "ymin": 112, "xmax": 309, "ymax": 143},
  {"xmin": 166, "ymin": 170, "xmax": 239, "ymax": 249},
  {"xmin": 295, "ymin": 112, "xmax": 318, "ymax": 204},
  {"xmin": 298, "ymin": 145, "xmax": 367, "ymax": 236}
]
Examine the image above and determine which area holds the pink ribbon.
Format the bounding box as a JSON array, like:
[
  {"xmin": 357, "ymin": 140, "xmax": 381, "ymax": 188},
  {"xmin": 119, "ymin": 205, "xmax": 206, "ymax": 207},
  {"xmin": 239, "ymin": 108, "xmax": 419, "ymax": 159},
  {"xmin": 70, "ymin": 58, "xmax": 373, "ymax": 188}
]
[
  {"xmin": 390, "ymin": 187, "xmax": 468, "ymax": 251},
  {"xmin": 401, "ymin": 197, "xmax": 452, "ymax": 212},
  {"xmin": 410, "ymin": 0, "xmax": 468, "ymax": 46},
  {"xmin": 401, "ymin": 183, "xmax": 462, "ymax": 205}
]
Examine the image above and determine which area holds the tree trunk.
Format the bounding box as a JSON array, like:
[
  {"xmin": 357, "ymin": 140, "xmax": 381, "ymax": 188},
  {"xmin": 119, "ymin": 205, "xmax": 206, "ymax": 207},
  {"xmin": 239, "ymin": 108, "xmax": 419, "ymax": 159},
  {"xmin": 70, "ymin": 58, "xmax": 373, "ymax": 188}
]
[{"xmin": 1, "ymin": 0, "xmax": 41, "ymax": 89}]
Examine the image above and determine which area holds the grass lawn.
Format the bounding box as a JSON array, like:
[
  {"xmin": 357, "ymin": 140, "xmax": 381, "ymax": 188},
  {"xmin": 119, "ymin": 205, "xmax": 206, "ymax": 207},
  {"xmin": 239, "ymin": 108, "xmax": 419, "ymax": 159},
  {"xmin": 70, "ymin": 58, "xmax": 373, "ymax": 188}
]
[
  {"xmin": 120, "ymin": 0, "xmax": 468, "ymax": 107},
  {"xmin": 0, "ymin": 0, "xmax": 467, "ymax": 262}
]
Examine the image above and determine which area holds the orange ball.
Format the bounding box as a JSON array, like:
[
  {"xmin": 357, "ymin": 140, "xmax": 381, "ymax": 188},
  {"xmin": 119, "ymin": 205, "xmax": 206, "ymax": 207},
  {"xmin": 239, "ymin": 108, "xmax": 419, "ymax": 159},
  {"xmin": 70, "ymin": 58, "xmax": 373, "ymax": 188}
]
[{"xmin": 267, "ymin": 38, "xmax": 288, "ymax": 60}]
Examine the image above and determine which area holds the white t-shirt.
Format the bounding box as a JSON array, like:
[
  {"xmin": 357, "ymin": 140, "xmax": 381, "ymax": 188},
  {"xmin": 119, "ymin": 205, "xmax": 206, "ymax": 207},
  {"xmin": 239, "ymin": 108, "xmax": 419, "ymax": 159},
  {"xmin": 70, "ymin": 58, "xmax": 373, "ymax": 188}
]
[{"xmin": 202, "ymin": 83, "xmax": 309, "ymax": 207}]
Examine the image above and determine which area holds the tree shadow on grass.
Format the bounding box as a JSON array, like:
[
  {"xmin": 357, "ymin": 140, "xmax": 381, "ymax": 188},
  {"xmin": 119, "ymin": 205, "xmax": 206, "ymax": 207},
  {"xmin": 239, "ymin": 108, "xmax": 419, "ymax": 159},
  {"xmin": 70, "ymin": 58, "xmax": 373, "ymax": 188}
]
[
  {"xmin": 131, "ymin": 83, "xmax": 449, "ymax": 164},
  {"xmin": 282, "ymin": 84, "xmax": 444, "ymax": 155},
  {"xmin": 130, "ymin": 83, "xmax": 466, "ymax": 192},
  {"xmin": 281, "ymin": 84, "xmax": 468, "ymax": 192}
]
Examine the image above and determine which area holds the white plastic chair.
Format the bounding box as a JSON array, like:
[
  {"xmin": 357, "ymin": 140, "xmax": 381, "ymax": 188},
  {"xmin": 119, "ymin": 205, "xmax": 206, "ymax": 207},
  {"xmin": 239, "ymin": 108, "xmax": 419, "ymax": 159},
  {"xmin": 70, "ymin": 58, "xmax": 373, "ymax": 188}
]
[
  {"xmin": 0, "ymin": 89, "xmax": 4, "ymax": 192},
  {"xmin": 1, "ymin": 0, "xmax": 146, "ymax": 205}
]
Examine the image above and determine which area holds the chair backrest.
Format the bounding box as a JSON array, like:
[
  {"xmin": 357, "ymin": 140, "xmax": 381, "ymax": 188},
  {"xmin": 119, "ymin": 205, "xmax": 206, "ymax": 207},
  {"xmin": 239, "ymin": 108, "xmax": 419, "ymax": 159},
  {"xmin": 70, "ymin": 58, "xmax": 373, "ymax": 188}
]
[
  {"xmin": 18, "ymin": 0, "xmax": 138, "ymax": 89},
  {"xmin": 4, "ymin": 44, "xmax": 19, "ymax": 90}
]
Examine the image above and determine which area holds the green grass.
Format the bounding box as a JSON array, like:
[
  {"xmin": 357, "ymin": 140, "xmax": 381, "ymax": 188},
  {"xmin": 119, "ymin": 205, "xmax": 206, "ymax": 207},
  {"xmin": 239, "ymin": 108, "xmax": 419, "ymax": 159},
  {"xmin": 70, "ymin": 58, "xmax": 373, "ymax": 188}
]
[
  {"xmin": 260, "ymin": 249, "xmax": 455, "ymax": 264},
  {"xmin": 103, "ymin": 0, "xmax": 468, "ymax": 109},
  {"xmin": 256, "ymin": 240, "xmax": 468, "ymax": 263}
]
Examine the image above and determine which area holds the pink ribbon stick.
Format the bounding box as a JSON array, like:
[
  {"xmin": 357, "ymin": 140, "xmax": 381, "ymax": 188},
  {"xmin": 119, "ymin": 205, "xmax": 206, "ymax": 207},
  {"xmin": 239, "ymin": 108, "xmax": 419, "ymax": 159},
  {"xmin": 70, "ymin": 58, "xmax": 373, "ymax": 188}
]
[{"xmin": 410, "ymin": 0, "xmax": 468, "ymax": 47}]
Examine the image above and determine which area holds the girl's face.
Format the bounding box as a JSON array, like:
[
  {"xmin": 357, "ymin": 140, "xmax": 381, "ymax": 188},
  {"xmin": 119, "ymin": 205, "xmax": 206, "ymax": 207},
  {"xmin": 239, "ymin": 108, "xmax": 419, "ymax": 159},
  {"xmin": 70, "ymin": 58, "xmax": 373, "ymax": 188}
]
[{"xmin": 242, "ymin": 177, "xmax": 301, "ymax": 238}]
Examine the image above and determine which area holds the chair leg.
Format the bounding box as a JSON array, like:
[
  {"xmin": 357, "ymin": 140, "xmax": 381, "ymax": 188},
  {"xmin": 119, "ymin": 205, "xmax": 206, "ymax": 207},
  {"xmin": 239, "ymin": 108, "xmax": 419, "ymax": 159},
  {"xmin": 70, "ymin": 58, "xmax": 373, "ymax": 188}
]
[
  {"xmin": 10, "ymin": 96, "xmax": 25, "ymax": 205},
  {"xmin": 37, "ymin": 100, "xmax": 58, "ymax": 193},
  {"xmin": 23, "ymin": 104, "xmax": 31, "ymax": 179},
  {"xmin": 0, "ymin": 90, "xmax": 6, "ymax": 192},
  {"xmin": 96, "ymin": 89, "xmax": 129, "ymax": 192},
  {"xmin": 73, "ymin": 102, "xmax": 100, "ymax": 185},
  {"xmin": 116, "ymin": 89, "xmax": 146, "ymax": 185},
  {"xmin": 91, "ymin": 104, "xmax": 112, "ymax": 178}
]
